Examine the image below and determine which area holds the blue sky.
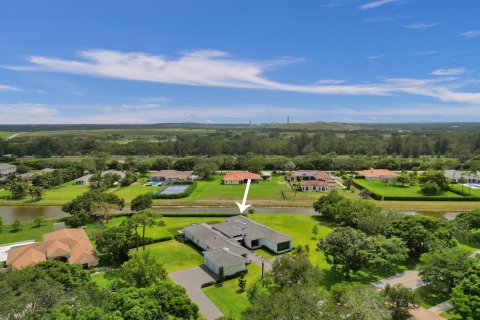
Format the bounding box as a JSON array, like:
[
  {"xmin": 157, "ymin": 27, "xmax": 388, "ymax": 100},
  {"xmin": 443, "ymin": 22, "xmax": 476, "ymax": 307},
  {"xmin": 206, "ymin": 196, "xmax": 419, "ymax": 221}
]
[{"xmin": 0, "ymin": 0, "xmax": 479, "ymax": 124}]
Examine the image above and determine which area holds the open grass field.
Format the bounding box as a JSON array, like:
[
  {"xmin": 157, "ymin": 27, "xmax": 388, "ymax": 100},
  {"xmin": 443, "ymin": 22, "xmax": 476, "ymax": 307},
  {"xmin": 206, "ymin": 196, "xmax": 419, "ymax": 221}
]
[
  {"xmin": 354, "ymin": 179, "xmax": 463, "ymax": 198},
  {"xmin": 91, "ymin": 270, "xmax": 121, "ymax": 288},
  {"xmin": 141, "ymin": 240, "xmax": 204, "ymax": 273},
  {"xmin": 20, "ymin": 128, "xmax": 211, "ymax": 138},
  {"xmin": 203, "ymin": 264, "xmax": 262, "ymax": 319},
  {"xmin": 0, "ymin": 220, "xmax": 56, "ymax": 244},
  {"xmin": 0, "ymin": 131, "xmax": 14, "ymax": 139},
  {"xmin": 155, "ymin": 174, "xmax": 292, "ymax": 203},
  {"xmin": 0, "ymin": 182, "xmax": 89, "ymax": 206}
]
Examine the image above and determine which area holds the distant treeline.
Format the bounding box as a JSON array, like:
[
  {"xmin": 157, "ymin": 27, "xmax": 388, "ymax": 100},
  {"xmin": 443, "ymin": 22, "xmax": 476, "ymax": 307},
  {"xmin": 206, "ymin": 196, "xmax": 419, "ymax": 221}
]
[{"xmin": 1, "ymin": 129, "xmax": 480, "ymax": 158}]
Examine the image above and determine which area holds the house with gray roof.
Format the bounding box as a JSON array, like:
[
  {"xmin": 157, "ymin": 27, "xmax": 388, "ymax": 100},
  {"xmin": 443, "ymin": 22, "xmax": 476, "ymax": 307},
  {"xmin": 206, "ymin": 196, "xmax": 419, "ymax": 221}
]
[
  {"xmin": 204, "ymin": 248, "xmax": 247, "ymax": 276},
  {"xmin": 444, "ymin": 170, "xmax": 480, "ymax": 183},
  {"xmin": 214, "ymin": 216, "xmax": 293, "ymax": 254},
  {"xmin": 0, "ymin": 163, "xmax": 16, "ymax": 177}
]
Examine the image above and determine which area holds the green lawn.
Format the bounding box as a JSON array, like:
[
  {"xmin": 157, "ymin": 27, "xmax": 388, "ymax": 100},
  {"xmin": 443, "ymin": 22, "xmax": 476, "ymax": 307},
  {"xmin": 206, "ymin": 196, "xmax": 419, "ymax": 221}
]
[
  {"xmin": 450, "ymin": 183, "xmax": 480, "ymax": 197},
  {"xmin": 91, "ymin": 270, "xmax": 121, "ymax": 288},
  {"xmin": 155, "ymin": 174, "xmax": 292, "ymax": 203},
  {"xmin": 144, "ymin": 240, "xmax": 204, "ymax": 273},
  {"xmin": 0, "ymin": 220, "xmax": 57, "ymax": 244},
  {"xmin": 354, "ymin": 179, "xmax": 463, "ymax": 198},
  {"xmin": 0, "ymin": 131, "xmax": 13, "ymax": 139},
  {"xmin": 0, "ymin": 182, "xmax": 89, "ymax": 206},
  {"xmin": 203, "ymin": 264, "xmax": 262, "ymax": 319}
]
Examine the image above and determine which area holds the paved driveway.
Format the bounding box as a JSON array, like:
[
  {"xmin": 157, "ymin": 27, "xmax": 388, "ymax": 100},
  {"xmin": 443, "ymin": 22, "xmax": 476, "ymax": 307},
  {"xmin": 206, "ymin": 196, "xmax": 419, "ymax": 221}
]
[
  {"xmin": 370, "ymin": 269, "xmax": 424, "ymax": 291},
  {"xmin": 169, "ymin": 266, "xmax": 223, "ymax": 320}
]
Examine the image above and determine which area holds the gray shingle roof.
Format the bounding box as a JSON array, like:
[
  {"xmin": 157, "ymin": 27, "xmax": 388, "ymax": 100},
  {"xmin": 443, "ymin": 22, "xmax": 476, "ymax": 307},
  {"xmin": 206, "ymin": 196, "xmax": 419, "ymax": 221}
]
[
  {"xmin": 445, "ymin": 170, "xmax": 479, "ymax": 180},
  {"xmin": 204, "ymin": 248, "xmax": 247, "ymax": 267},
  {"xmin": 222, "ymin": 216, "xmax": 292, "ymax": 243},
  {"xmin": 184, "ymin": 223, "xmax": 250, "ymax": 256}
]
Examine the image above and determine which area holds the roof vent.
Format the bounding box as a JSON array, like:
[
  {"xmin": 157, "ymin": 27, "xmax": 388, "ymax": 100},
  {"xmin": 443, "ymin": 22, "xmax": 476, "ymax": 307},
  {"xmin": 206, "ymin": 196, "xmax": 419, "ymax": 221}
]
[{"xmin": 222, "ymin": 247, "xmax": 230, "ymax": 252}]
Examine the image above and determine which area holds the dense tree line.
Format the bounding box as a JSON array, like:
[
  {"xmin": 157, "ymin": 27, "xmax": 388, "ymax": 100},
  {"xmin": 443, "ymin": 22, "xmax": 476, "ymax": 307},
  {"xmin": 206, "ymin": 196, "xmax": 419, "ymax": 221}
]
[{"xmin": 2, "ymin": 128, "xmax": 480, "ymax": 158}]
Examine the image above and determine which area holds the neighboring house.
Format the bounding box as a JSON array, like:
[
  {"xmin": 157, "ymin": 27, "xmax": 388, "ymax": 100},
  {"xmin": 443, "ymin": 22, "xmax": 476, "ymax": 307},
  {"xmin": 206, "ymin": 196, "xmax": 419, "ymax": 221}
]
[
  {"xmin": 357, "ymin": 169, "xmax": 398, "ymax": 181},
  {"xmin": 150, "ymin": 170, "xmax": 193, "ymax": 182},
  {"xmin": 73, "ymin": 174, "xmax": 93, "ymax": 185},
  {"xmin": 0, "ymin": 240, "xmax": 35, "ymax": 272},
  {"xmin": 300, "ymin": 180, "xmax": 331, "ymax": 192},
  {"xmin": 5, "ymin": 228, "xmax": 98, "ymax": 270},
  {"xmin": 102, "ymin": 170, "xmax": 126, "ymax": 180},
  {"xmin": 445, "ymin": 170, "xmax": 480, "ymax": 183},
  {"xmin": 183, "ymin": 215, "xmax": 293, "ymax": 276},
  {"xmin": 222, "ymin": 171, "xmax": 262, "ymax": 184},
  {"xmin": 286, "ymin": 170, "xmax": 336, "ymax": 189},
  {"xmin": 213, "ymin": 216, "xmax": 293, "ymax": 254},
  {"xmin": 0, "ymin": 163, "xmax": 16, "ymax": 177}
]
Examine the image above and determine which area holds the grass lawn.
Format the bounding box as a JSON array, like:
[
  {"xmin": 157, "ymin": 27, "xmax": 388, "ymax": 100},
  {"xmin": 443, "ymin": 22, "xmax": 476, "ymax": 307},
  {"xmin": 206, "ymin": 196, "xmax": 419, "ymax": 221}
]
[
  {"xmin": 156, "ymin": 174, "xmax": 292, "ymax": 203},
  {"xmin": 144, "ymin": 240, "xmax": 204, "ymax": 273},
  {"xmin": 203, "ymin": 264, "xmax": 262, "ymax": 319},
  {"xmin": 110, "ymin": 176, "xmax": 154, "ymax": 204},
  {"xmin": 0, "ymin": 131, "xmax": 13, "ymax": 139},
  {"xmin": 354, "ymin": 179, "xmax": 463, "ymax": 198},
  {"xmin": 450, "ymin": 184, "xmax": 480, "ymax": 197},
  {"xmin": 91, "ymin": 269, "xmax": 121, "ymax": 288},
  {"xmin": 0, "ymin": 182, "xmax": 89, "ymax": 206},
  {"xmin": 0, "ymin": 220, "xmax": 57, "ymax": 244}
]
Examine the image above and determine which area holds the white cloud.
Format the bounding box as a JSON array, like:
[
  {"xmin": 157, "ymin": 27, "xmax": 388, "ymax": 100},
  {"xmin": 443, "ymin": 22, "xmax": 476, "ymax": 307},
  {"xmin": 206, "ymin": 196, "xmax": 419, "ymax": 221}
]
[
  {"xmin": 431, "ymin": 68, "xmax": 466, "ymax": 76},
  {"xmin": 366, "ymin": 54, "xmax": 385, "ymax": 59},
  {"xmin": 414, "ymin": 50, "xmax": 438, "ymax": 55},
  {"xmin": 461, "ymin": 30, "xmax": 480, "ymax": 38},
  {"xmin": 0, "ymin": 84, "xmax": 21, "ymax": 92},
  {"xmin": 404, "ymin": 22, "xmax": 438, "ymax": 30},
  {"xmin": 359, "ymin": 0, "xmax": 399, "ymax": 10},
  {"xmin": 315, "ymin": 79, "xmax": 346, "ymax": 85},
  {"xmin": 5, "ymin": 49, "xmax": 480, "ymax": 105}
]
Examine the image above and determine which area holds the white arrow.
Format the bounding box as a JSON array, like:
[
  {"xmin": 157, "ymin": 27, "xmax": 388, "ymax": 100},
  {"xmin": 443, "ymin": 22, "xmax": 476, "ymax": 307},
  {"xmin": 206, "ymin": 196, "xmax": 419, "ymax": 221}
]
[{"xmin": 235, "ymin": 179, "xmax": 252, "ymax": 214}]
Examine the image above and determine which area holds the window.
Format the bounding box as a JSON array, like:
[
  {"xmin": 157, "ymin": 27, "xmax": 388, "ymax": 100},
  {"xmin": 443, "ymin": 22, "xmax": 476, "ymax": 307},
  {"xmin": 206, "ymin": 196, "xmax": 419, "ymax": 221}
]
[
  {"xmin": 277, "ymin": 241, "xmax": 290, "ymax": 252},
  {"xmin": 251, "ymin": 239, "xmax": 260, "ymax": 247}
]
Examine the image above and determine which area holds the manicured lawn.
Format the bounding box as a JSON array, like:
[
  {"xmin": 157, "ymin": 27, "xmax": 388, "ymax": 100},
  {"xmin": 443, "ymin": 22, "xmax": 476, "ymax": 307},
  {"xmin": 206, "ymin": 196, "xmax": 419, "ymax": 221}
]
[
  {"xmin": 0, "ymin": 220, "xmax": 57, "ymax": 244},
  {"xmin": 450, "ymin": 184, "xmax": 480, "ymax": 197},
  {"xmin": 203, "ymin": 264, "xmax": 262, "ymax": 319},
  {"xmin": 0, "ymin": 182, "xmax": 89, "ymax": 206},
  {"xmin": 0, "ymin": 131, "xmax": 13, "ymax": 139},
  {"xmin": 110, "ymin": 176, "xmax": 154, "ymax": 203},
  {"xmin": 91, "ymin": 270, "xmax": 121, "ymax": 288},
  {"xmin": 156, "ymin": 174, "xmax": 292, "ymax": 203},
  {"xmin": 354, "ymin": 179, "xmax": 463, "ymax": 198},
  {"xmin": 144, "ymin": 240, "xmax": 204, "ymax": 273}
]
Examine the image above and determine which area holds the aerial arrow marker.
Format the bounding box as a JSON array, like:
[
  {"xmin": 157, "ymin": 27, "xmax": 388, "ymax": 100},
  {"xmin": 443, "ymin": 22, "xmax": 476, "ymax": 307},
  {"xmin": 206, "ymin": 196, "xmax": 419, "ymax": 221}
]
[{"xmin": 236, "ymin": 179, "xmax": 252, "ymax": 214}]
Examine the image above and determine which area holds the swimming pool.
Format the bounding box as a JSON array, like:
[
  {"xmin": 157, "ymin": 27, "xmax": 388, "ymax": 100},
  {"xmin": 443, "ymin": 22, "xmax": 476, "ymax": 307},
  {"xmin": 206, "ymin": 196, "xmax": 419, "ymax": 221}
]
[
  {"xmin": 158, "ymin": 185, "xmax": 189, "ymax": 194},
  {"xmin": 464, "ymin": 183, "xmax": 480, "ymax": 189},
  {"xmin": 144, "ymin": 181, "xmax": 162, "ymax": 187}
]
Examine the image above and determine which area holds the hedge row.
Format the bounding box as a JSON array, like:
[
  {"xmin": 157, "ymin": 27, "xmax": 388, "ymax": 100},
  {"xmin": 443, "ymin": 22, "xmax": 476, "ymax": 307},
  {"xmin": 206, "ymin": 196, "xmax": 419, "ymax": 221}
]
[
  {"xmin": 382, "ymin": 196, "xmax": 480, "ymax": 201},
  {"xmin": 152, "ymin": 181, "xmax": 198, "ymax": 199}
]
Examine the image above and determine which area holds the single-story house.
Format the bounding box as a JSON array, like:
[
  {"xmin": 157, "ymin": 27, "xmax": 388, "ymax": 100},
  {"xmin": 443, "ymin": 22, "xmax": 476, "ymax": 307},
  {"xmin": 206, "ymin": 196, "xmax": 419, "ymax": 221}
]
[
  {"xmin": 357, "ymin": 169, "xmax": 398, "ymax": 181},
  {"xmin": 5, "ymin": 228, "xmax": 98, "ymax": 270},
  {"xmin": 286, "ymin": 170, "xmax": 336, "ymax": 189},
  {"xmin": 183, "ymin": 216, "xmax": 293, "ymax": 275},
  {"xmin": 222, "ymin": 171, "xmax": 262, "ymax": 185},
  {"xmin": 150, "ymin": 170, "xmax": 193, "ymax": 182},
  {"xmin": 204, "ymin": 248, "xmax": 247, "ymax": 276},
  {"xmin": 184, "ymin": 223, "xmax": 250, "ymax": 257},
  {"xmin": 0, "ymin": 163, "xmax": 16, "ymax": 177},
  {"xmin": 73, "ymin": 174, "xmax": 93, "ymax": 185},
  {"xmin": 300, "ymin": 180, "xmax": 331, "ymax": 192},
  {"xmin": 0, "ymin": 240, "xmax": 35, "ymax": 272},
  {"xmin": 444, "ymin": 170, "xmax": 480, "ymax": 184},
  {"xmin": 213, "ymin": 216, "xmax": 293, "ymax": 254}
]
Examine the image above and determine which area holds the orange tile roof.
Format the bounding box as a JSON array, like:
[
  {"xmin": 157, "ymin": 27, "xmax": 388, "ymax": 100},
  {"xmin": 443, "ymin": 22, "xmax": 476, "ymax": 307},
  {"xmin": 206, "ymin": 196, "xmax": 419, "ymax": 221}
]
[
  {"xmin": 223, "ymin": 171, "xmax": 261, "ymax": 181},
  {"xmin": 300, "ymin": 180, "xmax": 328, "ymax": 187},
  {"xmin": 6, "ymin": 228, "xmax": 97, "ymax": 270},
  {"xmin": 357, "ymin": 169, "xmax": 398, "ymax": 178}
]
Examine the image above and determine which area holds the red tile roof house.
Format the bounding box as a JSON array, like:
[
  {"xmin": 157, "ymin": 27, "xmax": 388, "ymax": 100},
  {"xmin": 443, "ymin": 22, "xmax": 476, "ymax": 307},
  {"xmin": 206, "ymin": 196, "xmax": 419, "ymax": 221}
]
[
  {"xmin": 149, "ymin": 170, "xmax": 193, "ymax": 182},
  {"xmin": 222, "ymin": 171, "xmax": 262, "ymax": 185},
  {"xmin": 5, "ymin": 228, "xmax": 98, "ymax": 270},
  {"xmin": 300, "ymin": 180, "xmax": 332, "ymax": 192},
  {"xmin": 357, "ymin": 169, "xmax": 398, "ymax": 181},
  {"xmin": 287, "ymin": 170, "xmax": 336, "ymax": 188}
]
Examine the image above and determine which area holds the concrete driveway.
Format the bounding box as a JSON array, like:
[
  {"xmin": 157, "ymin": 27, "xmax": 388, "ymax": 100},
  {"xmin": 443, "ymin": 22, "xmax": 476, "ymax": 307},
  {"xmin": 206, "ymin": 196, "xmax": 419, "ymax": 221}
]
[
  {"xmin": 169, "ymin": 265, "xmax": 223, "ymax": 320},
  {"xmin": 370, "ymin": 269, "xmax": 424, "ymax": 291}
]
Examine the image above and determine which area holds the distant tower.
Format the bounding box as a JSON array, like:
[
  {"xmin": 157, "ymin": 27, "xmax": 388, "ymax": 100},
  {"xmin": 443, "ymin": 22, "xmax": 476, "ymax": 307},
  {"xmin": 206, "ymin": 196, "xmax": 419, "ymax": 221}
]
[
  {"xmin": 287, "ymin": 116, "xmax": 290, "ymax": 124},
  {"xmin": 250, "ymin": 119, "xmax": 252, "ymax": 126}
]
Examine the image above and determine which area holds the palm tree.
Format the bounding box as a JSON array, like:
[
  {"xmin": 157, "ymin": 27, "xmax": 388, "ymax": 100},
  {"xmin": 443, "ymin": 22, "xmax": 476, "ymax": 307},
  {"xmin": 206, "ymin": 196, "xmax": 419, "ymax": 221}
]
[{"xmin": 134, "ymin": 210, "xmax": 163, "ymax": 251}]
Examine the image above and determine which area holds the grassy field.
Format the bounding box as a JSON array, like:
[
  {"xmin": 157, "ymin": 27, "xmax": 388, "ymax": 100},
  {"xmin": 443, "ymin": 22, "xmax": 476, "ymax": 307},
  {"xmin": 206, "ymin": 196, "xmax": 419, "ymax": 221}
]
[
  {"xmin": 142, "ymin": 240, "xmax": 204, "ymax": 273},
  {"xmin": 203, "ymin": 264, "xmax": 262, "ymax": 319},
  {"xmin": 0, "ymin": 220, "xmax": 57, "ymax": 244},
  {"xmin": 0, "ymin": 131, "xmax": 14, "ymax": 139},
  {"xmin": 354, "ymin": 179, "xmax": 463, "ymax": 198},
  {"xmin": 0, "ymin": 182, "xmax": 89, "ymax": 206},
  {"xmin": 20, "ymin": 128, "xmax": 211, "ymax": 137},
  {"xmin": 450, "ymin": 183, "xmax": 480, "ymax": 196}
]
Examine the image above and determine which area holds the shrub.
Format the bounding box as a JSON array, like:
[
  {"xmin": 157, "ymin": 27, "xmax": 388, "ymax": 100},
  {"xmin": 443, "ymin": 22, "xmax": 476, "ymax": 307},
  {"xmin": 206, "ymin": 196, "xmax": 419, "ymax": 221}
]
[{"xmin": 421, "ymin": 181, "xmax": 440, "ymax": 196}]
